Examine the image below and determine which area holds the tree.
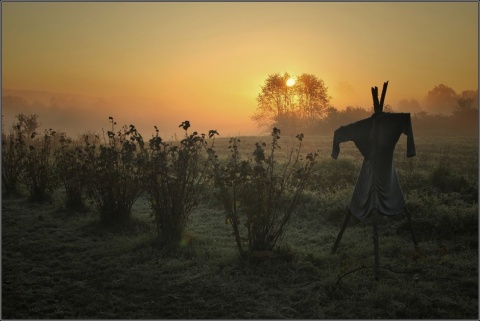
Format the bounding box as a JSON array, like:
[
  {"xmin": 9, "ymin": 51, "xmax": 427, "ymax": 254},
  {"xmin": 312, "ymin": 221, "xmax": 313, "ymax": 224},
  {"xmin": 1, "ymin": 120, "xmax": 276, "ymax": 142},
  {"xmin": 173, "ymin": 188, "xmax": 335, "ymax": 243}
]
[
  {"xmin": 251, "ymin": 73, "xmax": 290, "ymax": 130},
  {"xmin": 397, "ymin": 99, "xmax": 422, "ymax": 113},
  {"xmin": 251, "ymin": 72, "xmax": 331, "ymax": 133},
  {"xmin": 452, "ymin": 89, "xmax": 478, "ymax": 133},
  {"xmin": 424, "ymin": 84, "xmax": 459, "ymax": 115},
  {"xmin": 294, "ymin": 73, "xmax": 331, "ymax": 124},
  {"xmin": 454, "ymin": 89, "xmax": 478, "ymax": 114},
  {"xmin": 16, "ymin": 113, "xmax": 41, "ymax": 137}
]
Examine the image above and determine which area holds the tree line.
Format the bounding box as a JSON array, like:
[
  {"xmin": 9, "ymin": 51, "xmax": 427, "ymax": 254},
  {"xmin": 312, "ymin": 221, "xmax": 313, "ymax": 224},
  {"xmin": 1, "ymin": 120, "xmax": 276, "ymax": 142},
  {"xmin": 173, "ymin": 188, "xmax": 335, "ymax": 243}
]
[{"xmin": 252, "ymin": 73, "xmax": 478, "ymax": 136}]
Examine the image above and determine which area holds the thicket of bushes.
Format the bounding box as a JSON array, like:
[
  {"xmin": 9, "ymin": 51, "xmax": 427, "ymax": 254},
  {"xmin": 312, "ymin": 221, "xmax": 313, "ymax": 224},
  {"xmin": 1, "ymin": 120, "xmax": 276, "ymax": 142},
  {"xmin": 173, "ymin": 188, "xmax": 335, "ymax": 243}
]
[
  {"xmin": 1, "ymin": 114, "xmax": 320, "ymax": 256},
  {"xmin": 2, "ymin": 113, "xmax": 477, "ymax": 257}
]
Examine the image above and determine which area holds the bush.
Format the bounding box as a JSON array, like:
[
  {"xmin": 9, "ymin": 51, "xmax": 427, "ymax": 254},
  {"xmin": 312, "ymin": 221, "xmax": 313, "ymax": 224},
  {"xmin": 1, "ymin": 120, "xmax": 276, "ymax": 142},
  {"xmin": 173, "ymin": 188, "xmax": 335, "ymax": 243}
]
[
  {"xmin": 2, "ymin": 123, "xmax": 27, "ymax": 196},
  {"xmin": 207, "ymin": 128, "xmax": 318, "ymax": 258},
  {"xmin": 55, "ymin": 133, "xmax": 96, "ymax": 210},
  {"xmin": 86, "ymin": 117, "xmax": 145, "ymax": 224},
  {"xmin": 144, "ymin": 121, "xmax": 211, "ymax": 248},
  {"xmin": 18, "ymin": 127, "xmax": 60, "ymax": 202},
  {"xmin": 2, "ymin": 113, "xmax": 44, "ymax": 197}
]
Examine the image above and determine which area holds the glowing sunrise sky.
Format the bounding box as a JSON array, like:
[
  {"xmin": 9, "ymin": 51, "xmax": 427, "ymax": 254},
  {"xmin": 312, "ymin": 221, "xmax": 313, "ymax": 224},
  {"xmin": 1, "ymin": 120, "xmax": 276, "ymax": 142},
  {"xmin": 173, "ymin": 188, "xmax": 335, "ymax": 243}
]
[{"xmin": 2, "ymin": 2, "xmax": 478, "ymax": 137}]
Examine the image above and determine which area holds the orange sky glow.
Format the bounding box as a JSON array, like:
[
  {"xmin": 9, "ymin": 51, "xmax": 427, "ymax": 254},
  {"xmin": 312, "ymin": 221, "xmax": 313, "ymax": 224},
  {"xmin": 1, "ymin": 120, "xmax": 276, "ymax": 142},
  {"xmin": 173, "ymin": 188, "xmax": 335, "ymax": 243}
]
[{"xmin": 2, "ymin": 2, "xmax": 478, "ymax": 137}]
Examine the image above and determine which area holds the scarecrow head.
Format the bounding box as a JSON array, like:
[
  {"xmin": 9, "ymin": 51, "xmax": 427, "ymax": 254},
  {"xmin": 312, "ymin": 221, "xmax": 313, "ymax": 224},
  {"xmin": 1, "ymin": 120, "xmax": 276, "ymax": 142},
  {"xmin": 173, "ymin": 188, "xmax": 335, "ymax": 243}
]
[{"xmin": 372, "ymin": 81, "xmax": 389, "ymax": 114}]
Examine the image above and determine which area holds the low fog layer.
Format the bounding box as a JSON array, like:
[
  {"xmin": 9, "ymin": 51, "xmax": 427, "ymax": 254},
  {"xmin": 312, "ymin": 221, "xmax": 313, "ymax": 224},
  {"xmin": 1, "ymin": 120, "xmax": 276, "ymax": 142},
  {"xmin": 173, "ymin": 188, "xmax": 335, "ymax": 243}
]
[
  {"xmin": 2, "ymin": 84, "xmax": 478, "ymax": 138},
  {"xmin": 1, "ymin": 89, "xmax": 257, "ymax": 139}
]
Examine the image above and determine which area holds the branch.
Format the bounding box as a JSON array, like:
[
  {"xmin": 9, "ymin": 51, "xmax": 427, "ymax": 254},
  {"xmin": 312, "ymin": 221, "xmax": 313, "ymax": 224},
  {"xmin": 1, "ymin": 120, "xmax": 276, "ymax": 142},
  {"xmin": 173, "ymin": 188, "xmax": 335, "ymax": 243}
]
[{"xmin": 335, "ymin": 256, "xmax": 443, "ymax": 286}]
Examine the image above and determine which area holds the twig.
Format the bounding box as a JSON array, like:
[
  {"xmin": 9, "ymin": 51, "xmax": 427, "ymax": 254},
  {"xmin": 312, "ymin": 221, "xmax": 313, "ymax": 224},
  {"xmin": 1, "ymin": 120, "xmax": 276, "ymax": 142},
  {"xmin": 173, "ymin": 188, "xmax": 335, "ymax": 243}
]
[{"xmin": 335, "ymin": 257, "xmax": 443, "ymax": 286}]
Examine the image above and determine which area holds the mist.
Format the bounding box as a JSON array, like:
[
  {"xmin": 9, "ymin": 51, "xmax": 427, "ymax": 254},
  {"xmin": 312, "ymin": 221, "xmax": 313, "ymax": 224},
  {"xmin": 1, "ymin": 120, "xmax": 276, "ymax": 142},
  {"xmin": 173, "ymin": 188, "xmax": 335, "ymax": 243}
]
[
  {"xmin": 2, "ymin": 82, "xmax": 478, "ymax": 140},
  {"xmin": 1, "ymin": 89, "xmax": 259, "ymax": 140}
]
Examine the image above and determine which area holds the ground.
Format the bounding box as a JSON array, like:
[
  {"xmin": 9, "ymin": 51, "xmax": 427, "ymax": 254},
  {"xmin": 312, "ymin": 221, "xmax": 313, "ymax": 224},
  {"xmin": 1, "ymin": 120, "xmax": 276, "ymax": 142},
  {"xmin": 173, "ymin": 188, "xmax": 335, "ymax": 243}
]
[{"xmin": 2, "ymin": 135, "xmax": 478, "ymax": 319}]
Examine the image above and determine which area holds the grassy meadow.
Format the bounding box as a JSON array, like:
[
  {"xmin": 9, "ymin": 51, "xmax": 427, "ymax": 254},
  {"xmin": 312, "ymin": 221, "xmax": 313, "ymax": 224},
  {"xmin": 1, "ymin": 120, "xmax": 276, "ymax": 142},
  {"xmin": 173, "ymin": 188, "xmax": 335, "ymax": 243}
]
[{"xmin": 2, "ymin": 134, "xmax": 478, "ymax": 319}]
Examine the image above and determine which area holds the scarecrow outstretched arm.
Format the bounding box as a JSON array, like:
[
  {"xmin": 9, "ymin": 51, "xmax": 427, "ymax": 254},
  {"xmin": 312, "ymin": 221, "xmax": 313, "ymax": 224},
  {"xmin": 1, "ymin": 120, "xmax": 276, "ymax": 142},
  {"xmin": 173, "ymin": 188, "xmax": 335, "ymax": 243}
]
[
  {"xmin": 402, "ymin": 113, "xmax": 416, "ymax": 158},
  {"xmin": 331, "ymin": 124, "xmax": 355, "ymax": 159}
]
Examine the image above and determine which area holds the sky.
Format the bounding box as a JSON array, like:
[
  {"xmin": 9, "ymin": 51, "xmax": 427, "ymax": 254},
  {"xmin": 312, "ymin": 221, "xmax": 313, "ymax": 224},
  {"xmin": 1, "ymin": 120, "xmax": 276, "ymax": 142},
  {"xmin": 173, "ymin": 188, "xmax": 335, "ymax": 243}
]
[{"xmin": 2, "ymin": 2, "xmax": 478, "ymax": 137}]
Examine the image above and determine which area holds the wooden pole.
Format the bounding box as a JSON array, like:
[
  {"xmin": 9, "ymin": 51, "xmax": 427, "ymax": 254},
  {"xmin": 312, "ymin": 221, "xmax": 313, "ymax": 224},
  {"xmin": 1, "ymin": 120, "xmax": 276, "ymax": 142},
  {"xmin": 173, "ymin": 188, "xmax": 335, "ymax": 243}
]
[
  {"xmin": 372, "ymin": 209, "xmax": 380, "ymax": 281},
  {"xmin": 379, "ymin": 81, "xmax": 389, "ymax": 110},
  {"xmin": 331, "ymin": 208, "xmax": 352, "ymax": 254},
  {"xmin": 371, "ymin": 86, "xmax": 380, "ymax": 113},
  {"xmin": 404, "ymin": 206, "xmax": 419, "ymax": 251},
  {"xmin": 372, "ymin": 81, "xmax": 389, "ymax": 113}
]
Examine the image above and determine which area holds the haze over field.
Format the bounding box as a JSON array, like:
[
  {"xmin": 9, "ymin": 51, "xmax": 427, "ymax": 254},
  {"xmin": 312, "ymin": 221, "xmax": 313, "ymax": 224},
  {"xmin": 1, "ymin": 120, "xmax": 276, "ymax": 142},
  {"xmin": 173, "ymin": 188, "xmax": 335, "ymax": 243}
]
[{"xmin": 2, "ymin": 2, "xmax": 478, "ymax": 137}]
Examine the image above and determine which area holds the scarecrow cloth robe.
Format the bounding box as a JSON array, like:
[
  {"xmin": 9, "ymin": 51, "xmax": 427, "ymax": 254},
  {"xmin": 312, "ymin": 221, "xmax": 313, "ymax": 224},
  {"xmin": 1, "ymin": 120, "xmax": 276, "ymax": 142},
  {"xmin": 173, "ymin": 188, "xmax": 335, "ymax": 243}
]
[{"xmin": 331, "ymin": 112, "xmax": 416, "ymax": 219}]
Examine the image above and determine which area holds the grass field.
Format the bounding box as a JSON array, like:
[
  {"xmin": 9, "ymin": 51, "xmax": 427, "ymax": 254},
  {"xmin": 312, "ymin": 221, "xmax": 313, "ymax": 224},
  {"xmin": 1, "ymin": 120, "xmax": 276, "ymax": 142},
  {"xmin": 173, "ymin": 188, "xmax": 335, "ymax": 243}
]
[{"xmin": 2, "ymin": 135, "xmax": 478, "ymax": 319}]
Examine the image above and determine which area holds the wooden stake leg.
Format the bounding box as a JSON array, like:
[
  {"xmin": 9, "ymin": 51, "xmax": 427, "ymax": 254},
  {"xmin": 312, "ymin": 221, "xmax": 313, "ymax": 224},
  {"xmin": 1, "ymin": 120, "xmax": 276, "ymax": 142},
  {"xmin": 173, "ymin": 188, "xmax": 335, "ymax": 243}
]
[
  {"xmin": 404, "ymin": 206, "xmax": 419, "ymax": 251},
  {"xmin": 373, "ymin": 209, "xmax": 380, "ymax": 281},
  {"xmin": 331, "ymin": 209, "xmax": 351, "ymax": 254}
]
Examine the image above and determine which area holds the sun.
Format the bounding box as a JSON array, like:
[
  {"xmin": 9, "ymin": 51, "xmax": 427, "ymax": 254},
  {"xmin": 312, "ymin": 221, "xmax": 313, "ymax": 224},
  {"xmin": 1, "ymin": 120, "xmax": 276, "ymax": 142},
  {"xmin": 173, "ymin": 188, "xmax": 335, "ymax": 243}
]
[{"xmin": 286, "ymin": 77, "xmax": 296, "ymax": 87}]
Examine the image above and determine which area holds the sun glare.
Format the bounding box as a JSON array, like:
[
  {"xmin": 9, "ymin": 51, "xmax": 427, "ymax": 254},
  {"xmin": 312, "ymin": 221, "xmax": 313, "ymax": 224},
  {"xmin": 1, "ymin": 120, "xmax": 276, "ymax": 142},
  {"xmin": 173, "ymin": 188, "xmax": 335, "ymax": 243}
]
[{"xmin": 286, "ymin": 77, "xmax": 296, "ymax": 87}]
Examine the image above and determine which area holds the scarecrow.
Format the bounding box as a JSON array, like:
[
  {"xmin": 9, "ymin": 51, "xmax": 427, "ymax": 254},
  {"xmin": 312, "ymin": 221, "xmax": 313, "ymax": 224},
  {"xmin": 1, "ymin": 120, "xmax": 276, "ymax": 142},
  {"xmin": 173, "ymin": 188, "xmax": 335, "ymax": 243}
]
[{"xmin": 330, "ymin": 81, "xmax": 418, "ymax": 280}]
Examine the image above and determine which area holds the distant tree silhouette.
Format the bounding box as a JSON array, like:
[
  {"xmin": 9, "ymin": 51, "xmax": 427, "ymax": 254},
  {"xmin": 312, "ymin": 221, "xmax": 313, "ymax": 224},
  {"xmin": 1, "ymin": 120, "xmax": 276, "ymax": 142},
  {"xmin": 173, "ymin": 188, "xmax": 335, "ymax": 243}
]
[
  {"xmin": 455, "ymin": 89, "xmax": 478, "ymax": 115},
  {"xmin": 294, "ymin": 73, "xmax": 331, "ymax": 125},
  {"xmin": 316, "ymin": 106, "xmax": 371, "ymax": 135},
  {"xmin": 251, "ymin": 72, "xmax": 331, "ymax": 133},
  {"xmin": 424, "ymin": 84, "xmax": 459, "ymax": 115},
  {"xmin": 410, "ymin": 86, "xmax": 478, "ymax": 135},
  {"xmin": 397, "ymin": 99, "xmax": 422, "ymax": 113},
  {"xmin": 16, "ymin": 113, "xmax": 41, "ymax": 136},
  {"xmin": 452, "ymin": 89, "xmax": 478, "ymax": 133}
]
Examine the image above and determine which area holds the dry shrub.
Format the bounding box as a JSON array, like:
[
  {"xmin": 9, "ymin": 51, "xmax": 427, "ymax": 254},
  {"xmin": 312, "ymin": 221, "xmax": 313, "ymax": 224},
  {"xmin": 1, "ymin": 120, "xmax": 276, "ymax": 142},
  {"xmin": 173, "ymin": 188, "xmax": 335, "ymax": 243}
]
[{"xmin": 207, "ymin": 128, "xmax": 318, "ymax": 258}]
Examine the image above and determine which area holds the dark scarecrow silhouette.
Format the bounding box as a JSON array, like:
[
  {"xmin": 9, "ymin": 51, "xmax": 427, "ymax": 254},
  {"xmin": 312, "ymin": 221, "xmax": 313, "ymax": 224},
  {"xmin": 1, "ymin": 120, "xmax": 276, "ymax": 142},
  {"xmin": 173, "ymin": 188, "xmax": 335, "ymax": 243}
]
[{"xmin": 330, "ymin": 81, "xmax": 418, "ymax": 280}]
